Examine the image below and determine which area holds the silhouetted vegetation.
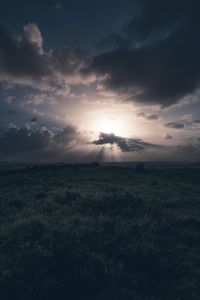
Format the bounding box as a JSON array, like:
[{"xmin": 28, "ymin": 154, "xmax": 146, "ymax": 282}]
[{"xmin": 0, "ymin": 164, "xmax": 200, "ymax": 300}]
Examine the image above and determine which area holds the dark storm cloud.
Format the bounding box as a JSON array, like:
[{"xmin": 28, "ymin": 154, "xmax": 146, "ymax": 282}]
[
  {"xmin": 165, "ymin": 122, "xmax": 185, "ymax": 129},
  {"xmin": 92, "ymin": 132, "xmax": 159, "ymax": 152},
  {"xmin": 83, "ymin": 0, "xmax": 200, "ymax": 107},
  {"xmin": 2, "ymin": 0, "xmax": 200, "ymax": 108},
  {"xmin": 50, "ymin": 46, "xmax": 88, "ymax": 76},
  {"xmin": 0, "ymin": 23, "xmax": 48, "ymax": 80},
  {"xmin": 0, "ymin": 23, "xmax": 88, "ymax": 90},
  {"xmin": 54, "ymin": 125, "xmax": 81, "ymax": 145},
  {"xmin": 0, "ymin": 126, "xmax": 52, "ymax": 153},
  {"xmin": 0, "ymin": 124, "xmax": 84, "ymax": 155}
]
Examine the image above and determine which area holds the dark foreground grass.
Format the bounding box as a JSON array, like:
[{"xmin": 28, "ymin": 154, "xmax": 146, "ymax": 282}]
[{"xmin": 0, "ymin": 164, "xmax": 200, "ymax": 300}]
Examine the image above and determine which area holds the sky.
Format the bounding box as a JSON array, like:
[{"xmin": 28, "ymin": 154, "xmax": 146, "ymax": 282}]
[{"xmin": 0, "ymin": 0, "xmax": 200, "ymax": 162}]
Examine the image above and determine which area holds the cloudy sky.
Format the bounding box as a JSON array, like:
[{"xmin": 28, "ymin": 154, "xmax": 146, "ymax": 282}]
[{"xmin": 0, "ymin": 0, "xmax": 200, "ymax": 162}]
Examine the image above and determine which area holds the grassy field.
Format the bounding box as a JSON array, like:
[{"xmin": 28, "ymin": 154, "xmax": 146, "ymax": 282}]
[{"xmin": 0, "ymin": 163, "xmax": 200, "ymax": 300}]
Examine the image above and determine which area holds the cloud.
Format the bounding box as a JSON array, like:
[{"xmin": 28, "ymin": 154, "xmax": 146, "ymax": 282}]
[
  {"xmin": 30, "ymin": 116, "xmax": 38, "ymax": 123},
  {"xmin": 22, "ymin": 92, "xmax": 58, "ymax": 107},
  {"xmin": 165, "ymin": 134, "xmax": 173, "ymax": 140},
  {"xmin": 192, "ymin": 120, "xmax": 200, "ymax": 124},
  {"xmin": 0, "ymin": 124, "xmax": 88, "ymax": 159},
  {"xmin": 165, "ymin": 122, "xmax": 184, "ymax": 129},
  {"xmin": 2, "ymin": 2, "xmax": 200, "ymax": 109},
  {"xmin": 137, "ymin": 112, "xmax": 159, "ymax": 120},
  {"xmin": 3, "ymin": 96, "xmax": 14, "ymax": 104},
  {"xmin": 0, "ymin": 23, "xmax": 48, "ymax": 84},
  {"xmin": 54, "ymin": 125, "xmax": 83, "ymax": 146},
  {"xmin": 0, "ymin": 22, "xmax": 89, "ymax": 92},
  {"xmin": 0, "ymin": 126, "xmax": 52, "ymax": 153},
  {"xmin": 92, "ymin": 132, "xmax": 160, "ymax": 152},
  {"xmin": 82, "ymin": 0, "xmax": 200, "ymax": 107},
  {"xmin": 181, "ymin": 114, "xmax": 193, "ymax": 121},
  {"xmin": 177, "ymin": 143, "xmax": 198, "ymax": 154},
  {"xmin": 164, "ymin": 118, "xmax": 200, "ymax": 131},
  {"xmin": 2, "ymin": 0, "xmax": 200, "ymax": 110},
  {"xmin": 0, "ymin": 124, "xmax": 199, "ymax": 161},
  {"xmin": 32, "ymin": 108, "xmax": 44, "ymax": 117}
]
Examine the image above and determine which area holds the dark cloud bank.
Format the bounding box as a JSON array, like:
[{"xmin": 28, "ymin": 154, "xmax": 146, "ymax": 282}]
[
  {"xmin": 82, "ymin": 0, "xmax": 200, "ymax": 107},
  {"xmin": 0, "ymin": 22, "xmax": 89, "ymax": 91},
  {"xmin": 0, "ymin": 125, "xmax": 85, "ymax": 161},
  {"xmin": 1, "ymin": 0, "xmax": 200, "ymax": 107}
]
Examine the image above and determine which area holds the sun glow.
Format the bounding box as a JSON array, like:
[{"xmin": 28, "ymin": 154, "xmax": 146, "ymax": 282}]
[
  {"xmin": 84, "ymin": 107, "xmax": 141, "ymax": 138},
  {"xmin": 95, "ymin": 117, "xmax": 125, "ymax": 136}
]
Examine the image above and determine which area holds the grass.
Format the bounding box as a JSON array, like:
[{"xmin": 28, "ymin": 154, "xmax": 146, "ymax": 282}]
[{"xmin": 0, "ymin": 164, "xmax": 200, "ymax": 299}]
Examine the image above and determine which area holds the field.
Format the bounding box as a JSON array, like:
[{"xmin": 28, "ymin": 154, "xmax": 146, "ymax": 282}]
[{"xmin": 0, "ymin": 163, "xmax": 200, "ymax": 300}]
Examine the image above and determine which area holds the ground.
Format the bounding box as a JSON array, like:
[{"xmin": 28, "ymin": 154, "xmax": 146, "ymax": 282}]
[{"xmin": 0, "ymin": 163, "xmax": 200, "ymax": 300}]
